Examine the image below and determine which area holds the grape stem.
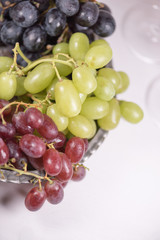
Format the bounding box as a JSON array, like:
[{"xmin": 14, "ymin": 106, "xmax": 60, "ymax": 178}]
[{"xmin": 0, "ymin": 164, "xmax": 53, "ymax": 184}]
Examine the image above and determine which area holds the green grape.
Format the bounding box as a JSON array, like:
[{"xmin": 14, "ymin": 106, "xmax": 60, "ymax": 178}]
[
  {"xmin": 0, "ymin": 57, "xmax": 13, "ymax": 73},
  {"xmin": 79, "ymin": 92, "xmax": 87, "ymax": 104},
  {"xmin": 87, "ymin": 119, "xmax": 97, "ymax": 139},
  {"xmin": 0, "ymin": 72, "xmax": 17, "ymax": 100},
  {"xmin": 46, "ymin": 77, "xmax": 59, "ymax": 100},
  {"xmin": 55, "ymin": 79, "xmax": 81, "ymax": 117},
  {"xmin": 98, "ymin": 98, "xmax": 121, "ymax": 130},
  {"xmin": 98, "ymin": 68, "xmax": 121, "ymax": 92},
  {"xmin": 81, "ymin": 97, "xmax": 109, "ymax": 120},
  {"xmin": 72, "ymin": 65, "xmax": 97, "ymax": 94},
  {"xmin": 15, "ymin": 76, "xmax": 27, "ymax": 96},
  {"xmin": 68, "ymin": 114, "xmax": 93, "ymax": 139},
  {"xmin": 116, "ymin": 71, "xmax": 130, "ymax": 94},
  {"xmin": 47, "ymin": 104, "xmax": 68, "ymax": 131},
  {"xmin": 55, "ymin": 55, "xmax": 73, "ymax": 77},
  {"xmin": 85, "ymin": 45, "xmax": 112, "ymax": 69},
  {"xmin": 24, "ymin": 63, "xmax": 55, "ymax": 94},
  {"xmin": 69, "ymin": 32, "xmax": 89, "ymax": 61},
  {"xmin": 76, "ymin": 60, "xmax": 97, "ymax": 76},
  {"xmin": 90, "ymin": 39, "xmax": 110, "ymax": 49},
  {"xmin": 94, "ymin": 76, "xmax": 115, "ymax": 101},
  {"xmin": 120, "ymin": 101, "xmax": 144, "ymax": 124},
  {"xmin": 33, "ymin": 91, "xmax": 47, "ymax": 100},
  {"xmin": 53, "ymin": 42, "xmax": 69, "ymax": 55}
]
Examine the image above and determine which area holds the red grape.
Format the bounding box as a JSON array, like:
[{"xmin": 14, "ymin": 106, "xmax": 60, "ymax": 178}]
[
  {"xmin": 19, "ymin": 134, "xmax": 46, "ymax": 158},
  {"xmin": 65, "ymin": 137, "xmax": 85, "ymax": 164},
  {"xmin": 57, "ymin": 153, "xmax": 73, "ymax": 182},
  {"xmin": 0, "ymin": 137, "xmax": 9, "ymax": 165},
  {"xmin": 47, "ymin": 131, "xmax": 66, "ymax": 149},
  {"xmin": 25, "ymin": 107, "xmax": 44, "ymax": 129},
  {"xmin": 28, "ymin": 157, "xmax": 44, "ymax": 170},
  {"xmin": 43, "ymin": 149, "xmax": 62, "ymax": 176},
  {"xmin": 25, "ymin": 187, "xmax": 46, "ymax": 211},
  {"xmin": 44, "ymin": 180, "xmax": 64, "ymax": 204},
  {"xmin": 37, "ymin": 114, "xmax": 58, "ymax": 140},
  {"xmin": 0, "ymin": 122, "xmax": 16, "ymax": 139},
  {"xmin": 12, "ymin": 112, "xmax": 34, "ymax": 135},
  {"xmin": 72, "ymin": 166, "xmax": 86, "ymax": 182},
  {"xmin": 0, "ymin": 99, "xmax": 11, "ymax": 117}
]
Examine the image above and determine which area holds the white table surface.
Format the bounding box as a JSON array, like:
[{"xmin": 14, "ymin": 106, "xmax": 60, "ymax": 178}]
[{"xmin": 0, "ymin": 1, "xmax": 160, "ymax": 240}]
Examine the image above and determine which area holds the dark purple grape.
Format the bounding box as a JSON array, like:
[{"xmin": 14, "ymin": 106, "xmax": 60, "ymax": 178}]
[
  {"xmin": 12, "ymin": 112, "xmax": 34, "ymax": 135},
  {"xmin": 25, "ymin": 108, "xmax": 44, "ymax": 129},
  {"xmin": 0, "ymin": 122, "xmax": 16, "ymax": 139},
  {"xmin": 13, "ymin": 154, "xmax": 28, "ymax": 170},
  {"xmin": 45, "ymin": 180, "xmax": 64, "ymax": 204},
  {"xmin": 19, "ymin": 134, "xmax": 46, "ymax": 158},
  {"xmin": 17, "ymin": 46, "xmax": 42, "ymax": 67},
  {"xmin": 0, "ymin": 21, "xmax": 23, "ymax": 46},
  {"xmin": 28, "ymin": 156, "xmax": 44, "ymax": 170},
  {"xmin": 23, "ymin": 25, "xmax": 47, "ymax": 52},
  {"xmin": 47, "ymin": 131, "xmax": 66, "ymax": 149},
  {"xmin": 25, "ymin": 187, "xmax": 46, "ymax": 211},
  {"xmin": 43, "ymin": 149, "xmax": 62, "ymax": 176},
  {"xmin": 72, "ymin": 166, "xmax": 86, "ymax": 182},
  {"xmin": 92, "ymin": 10, "xmax": 116, "ymax": 37},
  {"xmin": 44, "ymin": 8, "xmax": 66, "ymax": 37},
  {"xmin": 65, "ymin": 137, "xmax": 85, "ymax": 164},
  {"xmin": 57, "ymin": 153, "xmax": 73, "ymax": 182},
  {"xmin": 97, "ymin": 2, "xmax": 112, "ymax": 14},
  {"xmin": 55, "ymin": 0, "xmax": 79, "ymax": 17},
  {"xmin": 9, "ymin": 1, "xmax": 39, "ymax": 28},
  {"xmin": 0, "ymin": 138, "xmax": 9, "ymax": 165},
  {"xmin": 31, "ymin": 0, "xmax": 50, "ymax": 12},
  {"xmin": 37, "ymin": 114, "xmax": 58, "ymax": 140},
  {"xmin": 75, "ymin": 2, "xmax": 99, "ymax": 27}
]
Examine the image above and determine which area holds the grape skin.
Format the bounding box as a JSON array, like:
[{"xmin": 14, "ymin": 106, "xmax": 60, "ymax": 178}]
[
  {"xmin": 45, "ymin": 181, "xmax": 64, "ymax": 204},
  {"xmin": 56, "ymin": 0, "xmax": 79, "ymax": 17},
  {"xmin": 25, "ymin": 187, "xmax": 46, "ymax": 211}
]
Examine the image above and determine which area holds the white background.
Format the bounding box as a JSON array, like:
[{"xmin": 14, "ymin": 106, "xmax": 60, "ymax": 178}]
[{"xmin": 0, "ymin": 0, "xmax": 160, "ymax": 239}]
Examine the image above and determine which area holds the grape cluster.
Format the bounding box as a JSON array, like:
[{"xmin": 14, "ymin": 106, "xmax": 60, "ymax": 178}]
[{"xmin": 0, "ymin": 0, "xmax": 116, "ymax": 66}]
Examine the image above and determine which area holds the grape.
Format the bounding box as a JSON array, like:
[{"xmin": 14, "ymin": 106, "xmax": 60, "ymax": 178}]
[
  {"xmin": 15, "ymin": 76, "xmax": 27, "ymax": 96},
  {"xmin": 43, "ymin": 149, "xmax": 62, "ymax": 176},
  {"xmin": 0, "ymin": 72, "xmax": 17, "ymax": 100},
  {"xmin": 31, "ymin": 0, "xmax": 50, "ymax": 12},
  {"xmin": 13, "ymin": 154, "xmax": 28, "ymax": 171},
  {"xmin": 23, "ymin": 25, "xmax": 47, "ymax": 52},
  {"xmin": 57, "ymin": 153, "xmax": 73, "ymax": 182},
  {"xmin": 46, "ymin": 77, "xmax": 59, "ymax": 100},
  {"xmin": 80, "ymin": 28, "xmax": 95, "ymax": 44},
  {"xmin": 9, "ymin": 1, "xmax": 38, "ymax": 28},
  {"xmin": 85, "ymin": 45, "xmax": 112, "ymax": 69},
  {"xmin": 45, "ymin": 180, "xmax": 64, "ymax": 204},
  {"xmin": 1, "ymin": 0, "xmax": 14, "ymax": 6},
  {"xmin": 37, "ymin": 114, "xmax": 58, "ymax": 140},
  {"xmin": 75, "ymin": 2, "xmax": 99, "ymax": 27},
  {"xmin": 0, "ymin": 138, "xmax": 9, "ymax": 165},
  {"xmin": 69, "ymin": 21, "xmax": 88, "ymax": 32},
  {"xmin": 98, "ymin": 68, "xmax": 121, "ymax": 92},
  {"xmin": 28, "ymin": 157, "xmax": 44, "ymax": 170},
  {"xmin": 81, "ymin": 97, "xmax": 109, "ymax": 120},
  {"xmin": 72, "ymin": 166, "xmax": 86, "ymax": 182},
  {"xmin": 0, "ymin": 99, "xmax": 12, "ymax": 117},
  {"xmin": 55, "ymin": 80, "xmax": 81, "ymax": 118},
  {"xmin": 89, "ymin": 39, "xmax": 110, "ymax": 49},
  {"xmin": 12, "ymin": 112, "xmax": 34, "ymax": 135},
  {"xmin": 19, "ymin": 134, "xmax": 46, "ymax": 158},
  {"xmin": 68, "ymin": 114, "xmax": 93, "ymax": 139},
  {"xmin": 120, "ymin": 101, "xmax": 144, "ymax": 124},
  {"xmin": 17, "ymin": 46, "xmax": 42, "ymax": 67},
  {"xmin": 69, "ymin": 32, "xmax": 89, "ymax": 61},
  {"xmin": 0, "ymin": 57, "xmax": 13, "ymax": 73},
  {"xmin": 116, "ymin": 71, "xmax": 130, "ymax": 94},
  {"xmin": 98, "ymin": 2, "xmax": 112, "ymax": 13},
  {"xmin": 56, "ymin": 0, "xmax": 79, "ymax": 16},
  {"xmin": 94, "ymin": 76, "xmax": 115, "ymax": 101},
  {"xmin": 92, "ymin": 10, "xmax": 116, "ymax": 37},
  {"xmin": 0, "ymin": 21, "xmax": 23, "ymax": 46},
  {"xmin": 72, "ymin": 65, "xmax": 97, "ymax": 94},
  {"xmin": 79, "ymin": 92, "xmax": 87, "ymax": 104},
  {"xmin": 54, "ymin": 55, "xmax": 73, "ymax": 77},
  {"xmin": 0, "ymin": 122, "xmax": 16, "ymax": 139},
  {"xmin": 47, "ymin": 104, "xmax": 68, "ymax": 132},
  {"xmin": 44, "ymin": 8, "xmax": 66, "ymax": 37},
  {"xmin": 53, "ymin": 43, "xmax": 69, "ymax": 55},
  {"xmin": 87, "ymin": 118, "xmax": 97, "ymax": 139},
  {"xmin": 98, "ymin": 98, "xmax": 121, "ymax": 130},
  {"xmin": 25, "ymin": 108, "xmax": 44, "ymax": 129},
  {"xmin": 47, "ymin": 131, "xmax": 66, "ymax": 149},
  {"xmin": 24, "ymin": 63, "xmax": 55, "ymax": 94},
  {"xmin": 25, "ymin": 187, "xmax": 46, "ymax": 211},
  {"xmin": 65, "ymin": 137, "xmax": 85, "ymax": 164}
]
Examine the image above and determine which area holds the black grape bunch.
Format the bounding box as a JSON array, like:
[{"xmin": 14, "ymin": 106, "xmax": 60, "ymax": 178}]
[{"xmin": 0, "ymin": 0, "xmax": 116, "ymax": 66}]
